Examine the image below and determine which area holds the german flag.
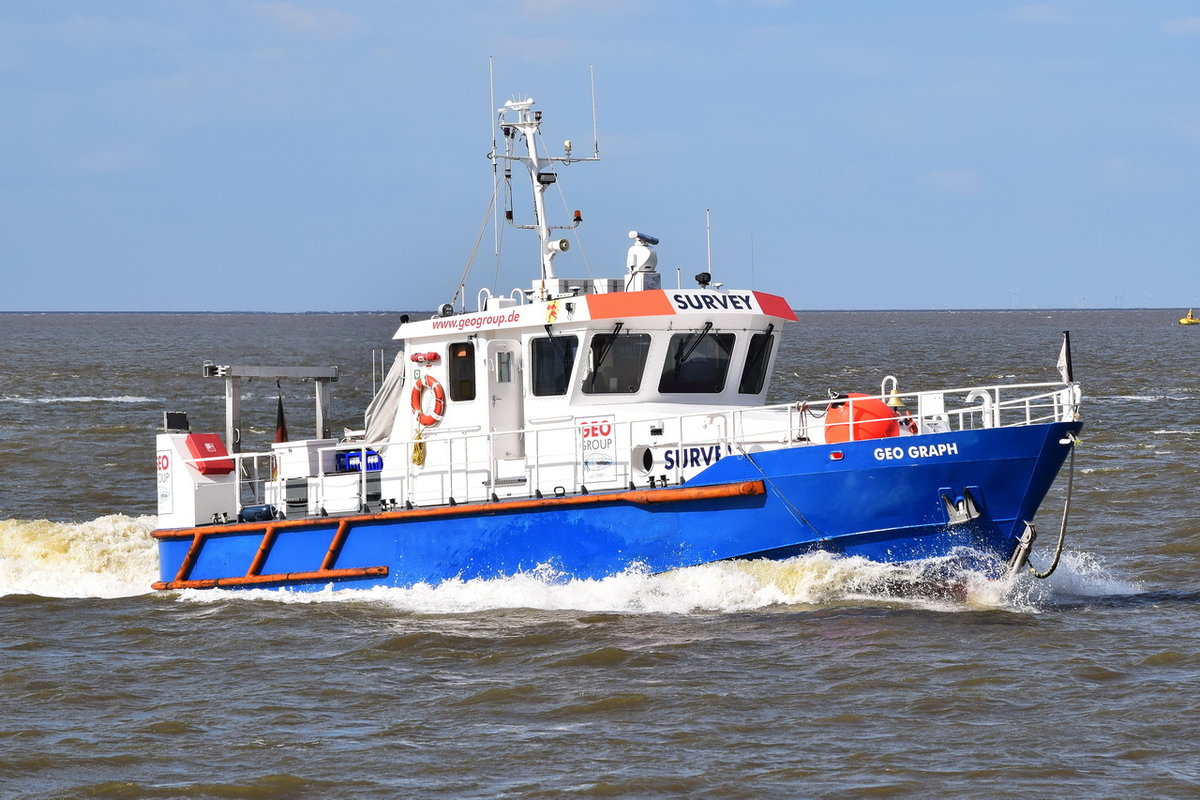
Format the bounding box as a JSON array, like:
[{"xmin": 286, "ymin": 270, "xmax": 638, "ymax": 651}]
[{"xmin": 274, "ymin": 391, "xmax": 288, "ymax": 444}]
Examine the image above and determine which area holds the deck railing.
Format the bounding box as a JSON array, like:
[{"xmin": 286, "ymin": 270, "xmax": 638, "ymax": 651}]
[{"xmin": 185, "ymin": 380, "xmax": 1080, "ymax": 522}]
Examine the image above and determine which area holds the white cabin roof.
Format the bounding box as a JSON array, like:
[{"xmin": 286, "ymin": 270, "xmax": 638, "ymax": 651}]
[{"xmin": 395, "ymin": 288, "xmax": 797, "ymax": 343}]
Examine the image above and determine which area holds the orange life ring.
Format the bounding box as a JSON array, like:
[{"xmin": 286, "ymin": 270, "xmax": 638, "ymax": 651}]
[{"xmin": 411, "ymin": 374, "xmax": 446, "ymax": 426}]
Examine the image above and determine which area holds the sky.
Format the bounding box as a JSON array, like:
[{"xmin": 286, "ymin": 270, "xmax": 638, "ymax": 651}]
[{"xmin": 2, "ymin": 1, "xmax": 1198, "ymax": 312}]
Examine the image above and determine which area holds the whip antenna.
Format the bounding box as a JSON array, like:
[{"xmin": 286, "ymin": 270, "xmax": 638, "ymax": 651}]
[
  {"xmin": 590, "ymin": 65, "xmax": 600, "ymax": 157},
  {"xmin": 489, "ymin": 57, "xmax": 499, "ymax": 259},
  {"xmin": 706, "ymin": 208, "xmax": 713, "ymax": 278}
]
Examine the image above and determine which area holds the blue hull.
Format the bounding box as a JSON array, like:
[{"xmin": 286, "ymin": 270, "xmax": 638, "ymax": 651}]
[{"xmin": 153, "ymin": 421, "xmax": 1081, "ymax": 591}]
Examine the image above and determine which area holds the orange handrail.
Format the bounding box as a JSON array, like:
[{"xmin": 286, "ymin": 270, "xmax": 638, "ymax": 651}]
[
  {"xmin": 153, "ymin": 565, "xmax": 388, "ymax": 591},
  {"xmin": 151, "ymin": 479, "xmax": 765, "ymax": 592},
  {"xmin": 171, "ymin": 531, "xmax": 206, "ymax": 583},
  {"xmin": 246, "ymin": 524, "xmax": 279, "ymax": 577},
  {"xmin": 320, "ymin": 519, "xmax": 351, "ymax": 572}
]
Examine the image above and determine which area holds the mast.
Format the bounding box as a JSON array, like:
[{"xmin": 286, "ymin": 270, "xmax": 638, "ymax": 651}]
[{"xmin": 493, "ymin": 97, "xmax": 597, "ymax": 286}]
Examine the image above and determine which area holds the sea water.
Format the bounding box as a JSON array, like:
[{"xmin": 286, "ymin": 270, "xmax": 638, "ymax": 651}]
[{"xmin": 1, "ymin": 310, "xmax": 1197, "ymax": 799}]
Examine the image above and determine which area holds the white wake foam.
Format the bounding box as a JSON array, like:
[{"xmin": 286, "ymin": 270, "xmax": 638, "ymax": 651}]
[
  {"xmin": 1002, "ymin": 550, "xmax": 1141, "ymax": 610},
  {"xmin": 178, "ymin": 550, "xmax": 1134, "ymax": 615},
  {"xmin": 0, "ymin": 394, "xmax": 160, "ymax": 404},
  {"xmin": 1, "ymin": 514, "xmax": 1135, "ymax": 612},
  {"xmin": 0, "ymin": 515, "xmax": 158, "ymax": 598}
]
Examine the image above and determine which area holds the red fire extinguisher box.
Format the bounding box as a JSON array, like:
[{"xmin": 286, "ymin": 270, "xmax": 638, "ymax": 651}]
[{"xmin": 185, "ymin": 433, "xmax": 236, "ymax": 475}]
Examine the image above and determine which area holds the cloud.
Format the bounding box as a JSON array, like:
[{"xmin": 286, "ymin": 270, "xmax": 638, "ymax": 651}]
[
  {"xmin": 0, "ymin": 23, "xmax": 15, "ymax": 69},
  {"xmin": 1099, "ymin": 158, "xmax": 1179, "ymax": 189},
  {"xmin": 49, "ymin": 14, "xmax": 184, "ymax": 48},
  {"xmin": 75, "ymin": 148, "xmax": 139, "ymax": 174},
  {"xmin": 520, "ymin": 0, "xmax": 642, "ymax": 15},
  {"xmin": 1164, "ymin": 17, "xmax": 1200, "ymax": 35},
  {"xmin": 807, "ymin": 44, "xmax": 894, "ymax": 78},
  {"xmin": 521, "ymin": 0, "xmax": 580, "ymax": 11},
  {"xmin": 1172, "ymin": 119, "xmax": 1200, "ymax": 144},
  {"xmin": 921, "ymin": 169, "xmax": 982, "ymax": 195},
  {"xmin": 1010, "ymin": 5, "xmax": 1068, "ymax": 24},
  {"xmin": 253, "ymin": 3, "xmax": 361, "ymax": 37}
]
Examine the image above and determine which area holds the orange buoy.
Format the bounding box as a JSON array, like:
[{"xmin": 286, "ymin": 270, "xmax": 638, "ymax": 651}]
[
  {"xmin": 824, "ymin": 393, "xmax": 900, "ymax": 444},
  {"xmin": 411, "ymin": 374, "xmax": 447, "ymax": 426}
]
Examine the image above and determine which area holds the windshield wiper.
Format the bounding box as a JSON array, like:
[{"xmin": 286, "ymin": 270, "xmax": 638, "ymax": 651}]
[
  {"xmin": 676, "ymin": 321, "xmax": 714, "ymax": 364},
  {"xmin": 586, "ymin": 322, "xmax": 624, "ymax": 390},
  {"xmin": 747, "ymin": 324, "xmax": 774, "ymax": 366},
  {"xmin": 544, "ymin": 324, "xmax": 567, "ymax": 361}
]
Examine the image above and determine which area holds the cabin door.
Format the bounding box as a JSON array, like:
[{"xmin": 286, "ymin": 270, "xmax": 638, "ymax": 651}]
[{"xmin": 487, "ymin": 340, "xmax": 524, "ymax": 458}]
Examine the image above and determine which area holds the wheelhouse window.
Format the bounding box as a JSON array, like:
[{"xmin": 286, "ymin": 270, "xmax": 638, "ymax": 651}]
[
  {"xmin": 659, "ymin": 329, "xmax": 735, "ymax": 393},
  {"xmin": 531, "ymin": 334, "xmax": 579, "ymax": 396},
  {"xmin": 738, "ymin": 330, "xmax": 775, "ymax": 394},
  {"xmin": 582, "ymin": 331, "xmax": 651, "ymax": 394},
  {"xmin": 448, "ymin": 342, "xmax": 476, "ymax": 401}
]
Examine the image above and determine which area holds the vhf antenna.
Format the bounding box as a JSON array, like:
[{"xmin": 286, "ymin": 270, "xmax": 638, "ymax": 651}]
[{"xmin": 590, "ymin": 64, "xmax": 600, "ymax": 158}]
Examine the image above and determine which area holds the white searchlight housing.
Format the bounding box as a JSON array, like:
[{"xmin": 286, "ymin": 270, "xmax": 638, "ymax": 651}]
[{"xmin": 626, "ymin": 230, "xmax": 660, "ymax": 291}]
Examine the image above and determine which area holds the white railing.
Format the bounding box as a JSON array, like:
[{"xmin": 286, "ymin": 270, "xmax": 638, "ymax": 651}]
[{"xmin": 188, "ymin": 380, "xmax": 1080, "ymax": 522}]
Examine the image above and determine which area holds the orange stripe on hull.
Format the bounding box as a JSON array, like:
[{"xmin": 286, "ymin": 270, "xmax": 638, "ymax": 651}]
[{"xmin": 152, "ymin": 480, "xmax": 766, "ymax": 540}]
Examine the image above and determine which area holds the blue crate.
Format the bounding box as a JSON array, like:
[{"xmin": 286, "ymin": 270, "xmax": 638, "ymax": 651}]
[{"xmin": 336, "ymin": 449, "xmax": 383, "ymax": 472}]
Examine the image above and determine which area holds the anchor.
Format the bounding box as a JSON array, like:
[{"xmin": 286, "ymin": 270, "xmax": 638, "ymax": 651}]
[
  {"xmin": 1007, "ymin": 521, "xmax": 1037, "ymax": 572},
  {"xmin": 941, "ymin": 487, "xmax": 981, "ymax": 525}
]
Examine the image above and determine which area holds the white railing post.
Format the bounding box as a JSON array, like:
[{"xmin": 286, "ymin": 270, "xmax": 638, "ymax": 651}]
[
  {"xmin": 447, "ymin": 437, "xmax": 454, "ymax": 503},
  {"xmin": 675, "ymin": 413, "xmax": 684, "ymax": 485}
]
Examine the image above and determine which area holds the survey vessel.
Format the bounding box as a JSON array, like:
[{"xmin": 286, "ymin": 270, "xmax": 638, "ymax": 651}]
[{"xmin": 152, "ymin": 95, "xmax": 1083, "ymax": 591}]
